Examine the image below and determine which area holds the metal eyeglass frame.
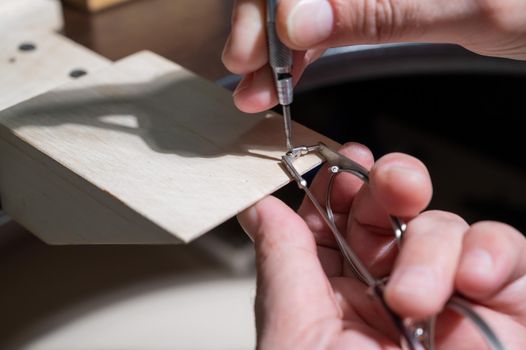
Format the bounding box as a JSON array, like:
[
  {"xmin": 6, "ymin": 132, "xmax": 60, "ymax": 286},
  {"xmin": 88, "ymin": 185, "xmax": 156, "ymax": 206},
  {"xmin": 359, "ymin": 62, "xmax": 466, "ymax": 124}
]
[{"xmin": 281, "ymin": 143, "xmax": 505, "ymax": 350}]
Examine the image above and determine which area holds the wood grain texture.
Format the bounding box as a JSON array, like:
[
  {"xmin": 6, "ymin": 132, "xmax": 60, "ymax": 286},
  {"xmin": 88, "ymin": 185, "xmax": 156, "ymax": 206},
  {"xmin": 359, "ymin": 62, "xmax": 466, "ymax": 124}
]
[
  {"xmin": 0, "ymin": 0, "xmax": 63, "ymax": 33},
  {"xmin": 0, "ymin": 31, "xmax": 111, "ymax": 112},
  {"xmin": 0, "ymin": 51, "xmax": 339, "ymax": 244}
]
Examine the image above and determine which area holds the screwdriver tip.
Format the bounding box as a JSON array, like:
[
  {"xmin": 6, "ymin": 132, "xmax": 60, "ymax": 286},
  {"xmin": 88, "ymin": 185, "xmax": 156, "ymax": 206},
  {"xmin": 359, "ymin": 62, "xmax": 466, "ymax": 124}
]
[{"xmin": 282, "ymin": 104, "xmax": 293, "ymax": 152}]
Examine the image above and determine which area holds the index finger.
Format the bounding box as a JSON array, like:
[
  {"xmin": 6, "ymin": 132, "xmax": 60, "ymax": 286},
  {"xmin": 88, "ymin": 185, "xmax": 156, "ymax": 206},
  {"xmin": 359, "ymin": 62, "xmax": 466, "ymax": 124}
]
[
  {"xmin": 222, "ymin": 0, "xmax": 267, "ymax": 75},
  {"xmin": 298, "ymin": 145, "xmax": 432, "ymax": 276},
  {"xmin": 297, "ymin": 142, "xmax": 375, "ymax": 247}
]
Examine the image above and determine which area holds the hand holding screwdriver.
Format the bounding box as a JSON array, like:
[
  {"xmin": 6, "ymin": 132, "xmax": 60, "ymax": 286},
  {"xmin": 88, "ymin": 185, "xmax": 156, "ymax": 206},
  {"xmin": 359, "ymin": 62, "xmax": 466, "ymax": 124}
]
[
  {"xmin": 266, "ymin": 0, "xmax": 294, "ymax": 152},
  {"xmin": 223, "ymin": 0, "xmax": 526, "ymax": 116}
]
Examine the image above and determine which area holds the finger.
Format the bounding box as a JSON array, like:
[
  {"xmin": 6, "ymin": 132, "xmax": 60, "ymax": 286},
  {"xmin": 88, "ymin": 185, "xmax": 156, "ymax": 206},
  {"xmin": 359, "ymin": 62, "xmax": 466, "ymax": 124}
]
[
  {"xmin": 434, "ymin": 307, "xmax": 524, "ymax": 349},
  {"xmin": 318, "ymin": 245, "xmax": 343, "ymax": 277},
  {"xmin": 384, "ymin": 210, "xmax": 468, "ymax": 320},
  {"xmin": 369, "ymin": 153, "xmax": 433, "ymax": 218},
  {"xmin": 223, "ymin": 1, "xmax": 326, "ymax": 113},
  {"xmin": 299, "ymin": 149, "xmax": 432, "ymax": 277},
  {"xmin": 455, "ymin": 221, "xmax": 526, "ymax": 314},
  {"xmin": 276, "ymin": 0, "xmax": 484, "ymax": 50},
  {"xmin": 344, "ymin": 153, "xmax": 432, "ymax": 276},
  {"xmin": 222, "ymin": 0, "xmax": 267, "ymax": 75},
  {"xmin": 232, "ymin": 50, "xmax": 314, "ymax": 113},
  {"xmin": 331, "ymin": 277, "xmax": 399, "ymax": 341},
  {"xmin": 233, "ymin": 65, "xmax": 275, "ymax": 113},
  {"xmin": 300, "ymin": 150, "xmax": 432, "ymax": 277},
  {"xmin": 331, "ymin": 323, "xmax": 399, "ymax": 350},
  {"xmin": 297, "ymin": 142, "xmax": 375, "ymax": 247},
  {"xmin": 237, "ymin": 196, "xmax": 339, "ymax": 340}
]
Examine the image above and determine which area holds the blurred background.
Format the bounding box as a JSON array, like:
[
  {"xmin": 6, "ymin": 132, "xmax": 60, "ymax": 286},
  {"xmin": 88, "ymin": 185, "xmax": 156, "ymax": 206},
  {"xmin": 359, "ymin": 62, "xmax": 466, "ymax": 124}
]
[{"xmin": 1, "ymin": 0, "xmax": 525, "ymax": 349}]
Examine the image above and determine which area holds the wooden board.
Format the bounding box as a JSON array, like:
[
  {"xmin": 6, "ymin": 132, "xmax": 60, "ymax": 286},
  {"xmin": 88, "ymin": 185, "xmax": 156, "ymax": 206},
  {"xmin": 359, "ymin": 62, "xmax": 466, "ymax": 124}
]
[
  {"xmin": 0, "ymin": 51, "xmax": 339, "ymax": 244},
  {"xmin": 61, "ymin": 0, "xmax": 232, "ymax": 80},
  {"xmin": 0, "ymin": 31, "xmax": 111, "ymax": 112},
  {"xmin": 63, "ymin": 0, "xmax": 132, "ymax": 12},
  {"xmin": 0, "ymin": 0, "xmax": 63, "ymax": 33}
]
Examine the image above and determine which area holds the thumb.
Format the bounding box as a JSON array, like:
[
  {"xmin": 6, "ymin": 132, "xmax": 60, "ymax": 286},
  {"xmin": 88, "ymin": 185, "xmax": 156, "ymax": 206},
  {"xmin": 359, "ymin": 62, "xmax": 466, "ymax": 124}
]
[
  {"xmin": 237, "ymin": 196, "xmax": 338, "ymax": 345},
  {"xmin": 276, "ymin": 0, "xmax": 479, "ymax": 49}
]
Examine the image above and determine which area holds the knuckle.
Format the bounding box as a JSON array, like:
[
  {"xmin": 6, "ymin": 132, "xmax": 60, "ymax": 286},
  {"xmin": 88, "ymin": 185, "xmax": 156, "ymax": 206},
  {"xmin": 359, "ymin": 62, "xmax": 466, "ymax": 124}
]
[
  {"xmin": 370, "ymin": 0, "xmax": 398, "ymax": 42},
  {"xmin": 409, "ymin": 210, "xmax": 468, "ymax": 237},
  {"xmin": 335, "ymin": 0, "xmax": 411, "ymax": 42}
]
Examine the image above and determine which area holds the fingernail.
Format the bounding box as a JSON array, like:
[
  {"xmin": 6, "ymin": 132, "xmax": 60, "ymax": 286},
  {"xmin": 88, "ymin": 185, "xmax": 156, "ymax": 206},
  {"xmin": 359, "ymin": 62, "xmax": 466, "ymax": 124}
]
[
  {"xmin": 461, "ymin": 249, "xmax": 494, "ymax": 276},
  {"xmin": 390, "ymin": 266, "xmax": 438, "ymax": 298},
  {"xmin": 233, "ymin": 73, "xmax": 254, "ymax": 97},
  {"xmin": 347, "ymin": 143, "xmax": 372, "ymax": 160},
  {"xmin": 237, "ymin": 205, "xmax": 259, "ymax": 242},
  {"xmin": 288, "ymin": 0, "xmax": 333, "ymax": 47},
  {"xmin": 304, "ymin": 49, "xmax": 324, "ymax": 65}
]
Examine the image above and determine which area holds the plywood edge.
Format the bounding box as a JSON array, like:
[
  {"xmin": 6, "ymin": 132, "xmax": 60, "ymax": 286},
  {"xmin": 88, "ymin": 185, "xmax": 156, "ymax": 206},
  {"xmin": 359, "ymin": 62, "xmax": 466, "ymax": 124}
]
[{"xmin": 0, "ymin": 135, "xmax": 181, "ymax": 245}]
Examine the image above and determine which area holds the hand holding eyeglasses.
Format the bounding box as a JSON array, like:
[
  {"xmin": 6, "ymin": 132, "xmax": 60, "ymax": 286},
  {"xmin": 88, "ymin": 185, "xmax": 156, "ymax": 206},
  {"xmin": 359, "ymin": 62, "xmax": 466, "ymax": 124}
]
[{"xmin": 238, "ymin": 142, "xmax": 526, "ymax": 349}]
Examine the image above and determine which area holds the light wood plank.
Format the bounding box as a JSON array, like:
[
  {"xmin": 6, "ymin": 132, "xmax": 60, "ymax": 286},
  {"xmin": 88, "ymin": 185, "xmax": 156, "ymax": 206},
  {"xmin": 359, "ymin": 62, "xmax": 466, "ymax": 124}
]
[
  {"xmin": 0, "ymin": 51, "xmax": 339, "ymax": 244},
  {"xmin": 0, "ymin": 31, "xmax": 111, "ymax": 112},
  {"xmin": 0, "ymin": 0, "xmax": 63, "ymax": 33}
]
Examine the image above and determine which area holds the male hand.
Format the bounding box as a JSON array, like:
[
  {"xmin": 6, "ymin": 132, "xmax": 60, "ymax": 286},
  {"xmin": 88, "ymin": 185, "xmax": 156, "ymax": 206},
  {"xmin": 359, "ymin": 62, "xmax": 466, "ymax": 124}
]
[
  {"xmin": 223, "ymin": 0, "xmax": 526, "ymax": 113},
  {"xmin": 238, "ymin": 143, "xmax": 526, "ymax": 349}
]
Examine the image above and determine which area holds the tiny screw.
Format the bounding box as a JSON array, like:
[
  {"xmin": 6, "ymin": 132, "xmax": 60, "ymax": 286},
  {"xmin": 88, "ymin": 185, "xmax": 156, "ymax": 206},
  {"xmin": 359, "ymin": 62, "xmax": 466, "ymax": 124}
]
[{"xmin": 329, "ymin": 166, "xmax": 340, "ymax": 174}]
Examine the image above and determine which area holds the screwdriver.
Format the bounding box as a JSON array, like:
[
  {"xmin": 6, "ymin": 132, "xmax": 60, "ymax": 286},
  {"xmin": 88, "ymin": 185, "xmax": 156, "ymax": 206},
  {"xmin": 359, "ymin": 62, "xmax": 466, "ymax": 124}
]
[{"xmin": 266, "ymin": 0, "xmax": 294, "ymax": 152}]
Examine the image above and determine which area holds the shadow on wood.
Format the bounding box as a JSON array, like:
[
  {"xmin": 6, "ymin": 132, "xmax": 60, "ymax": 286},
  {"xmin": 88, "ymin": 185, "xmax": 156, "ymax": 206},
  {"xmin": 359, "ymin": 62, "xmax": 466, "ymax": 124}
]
[
  {"xmin": 1, "ymin": 72, "xmax": 289, "ymax": 159},
  {"xmin": 0, "ymin": 51, "xmax": 338, "ymax": 244}
]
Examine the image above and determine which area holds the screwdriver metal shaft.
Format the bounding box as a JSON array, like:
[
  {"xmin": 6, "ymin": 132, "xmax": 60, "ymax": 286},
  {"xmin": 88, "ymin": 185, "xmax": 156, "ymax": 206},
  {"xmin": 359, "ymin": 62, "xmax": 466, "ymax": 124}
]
[
  {"xmin": 282, "ymin": 104, "xmax": 293, "ymax": 151},
  {"xmin": 266, "ymin": 0, "xmax": 294, "ymax": 152}
]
